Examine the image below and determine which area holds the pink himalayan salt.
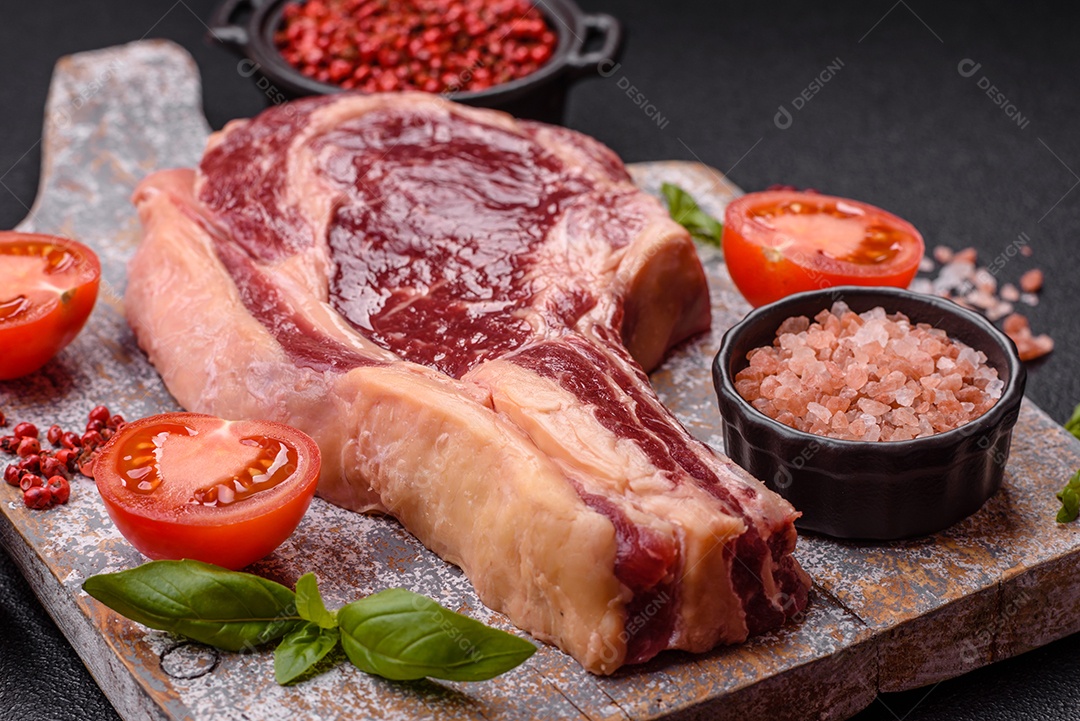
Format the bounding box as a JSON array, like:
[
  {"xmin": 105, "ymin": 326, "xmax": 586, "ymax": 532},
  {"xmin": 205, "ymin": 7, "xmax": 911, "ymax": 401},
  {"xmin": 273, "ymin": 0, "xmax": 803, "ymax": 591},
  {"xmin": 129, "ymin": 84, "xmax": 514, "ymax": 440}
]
[{"xmin": 734, "ymin": 302, "xmax": 1003, "ymax": 441}]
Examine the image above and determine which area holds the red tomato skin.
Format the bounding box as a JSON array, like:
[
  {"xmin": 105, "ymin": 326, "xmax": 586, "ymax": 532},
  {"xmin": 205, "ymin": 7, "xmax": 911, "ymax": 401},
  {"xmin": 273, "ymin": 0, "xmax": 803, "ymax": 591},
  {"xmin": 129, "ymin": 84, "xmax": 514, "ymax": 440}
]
[
  {"xmin": 722, "ymin": 191, "xmax": 924, "ymax": 308},
  {"xmin": 0, "ymin": 233, "xmax": 101, "ymax": 380},
  {"xmin": 98, "ymin": 481, "xmax": 317, "ymax": 570},
  {"xmin": 94, "ymin": 413, "xmax": 321, "ymax": 570}
]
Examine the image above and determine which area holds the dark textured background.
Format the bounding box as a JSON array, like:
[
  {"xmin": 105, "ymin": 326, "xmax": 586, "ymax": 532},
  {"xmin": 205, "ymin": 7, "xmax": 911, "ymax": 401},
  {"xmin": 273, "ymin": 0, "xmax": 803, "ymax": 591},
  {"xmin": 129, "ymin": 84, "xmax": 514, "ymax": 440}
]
[{"xmin": 1, "ymin": 1, "xmax": 1078, "ymax": 720}]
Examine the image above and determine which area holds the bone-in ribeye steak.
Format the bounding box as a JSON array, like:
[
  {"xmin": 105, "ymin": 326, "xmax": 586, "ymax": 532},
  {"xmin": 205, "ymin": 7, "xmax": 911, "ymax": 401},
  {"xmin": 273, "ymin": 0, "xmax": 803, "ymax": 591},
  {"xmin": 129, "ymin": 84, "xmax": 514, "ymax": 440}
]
[{"xmin": 127, "ymin": 93, "xmax": 809, "ymax": 674}]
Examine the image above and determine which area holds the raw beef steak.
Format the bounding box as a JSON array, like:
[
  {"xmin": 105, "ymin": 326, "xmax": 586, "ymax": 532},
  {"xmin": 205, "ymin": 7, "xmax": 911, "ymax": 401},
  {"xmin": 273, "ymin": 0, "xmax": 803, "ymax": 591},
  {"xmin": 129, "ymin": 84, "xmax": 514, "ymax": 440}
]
[{"xmin": 126, "ymin": 93, "xmax": 809, "ymax": 673}]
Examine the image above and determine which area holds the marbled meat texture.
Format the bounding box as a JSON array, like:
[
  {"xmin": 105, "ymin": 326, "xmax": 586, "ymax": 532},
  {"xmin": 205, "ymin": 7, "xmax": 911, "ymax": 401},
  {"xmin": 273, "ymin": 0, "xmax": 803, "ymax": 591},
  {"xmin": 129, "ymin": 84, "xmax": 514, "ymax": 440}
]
[{"xmin": 126, "ymin": 93, "xmax": 809, "ymax": 674}]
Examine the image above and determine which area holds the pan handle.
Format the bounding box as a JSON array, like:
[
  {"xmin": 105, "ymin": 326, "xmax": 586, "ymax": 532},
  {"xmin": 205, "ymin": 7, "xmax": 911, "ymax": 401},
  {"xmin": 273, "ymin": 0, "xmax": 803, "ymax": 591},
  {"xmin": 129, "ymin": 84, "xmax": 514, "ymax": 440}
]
[
  {"xmin": 207, "ymin": 0, "xmax": 262, "ymax": 51},
  {"xmin": 565, "ymin": 13, "xmax": 623, "ymax": 77}
]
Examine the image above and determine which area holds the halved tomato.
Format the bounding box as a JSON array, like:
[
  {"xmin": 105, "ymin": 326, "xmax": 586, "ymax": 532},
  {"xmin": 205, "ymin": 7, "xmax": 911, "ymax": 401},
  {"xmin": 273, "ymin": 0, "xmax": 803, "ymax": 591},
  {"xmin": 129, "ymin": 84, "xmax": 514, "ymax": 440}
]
[
  {"xmin": 94, "ymin": 413, "xmax": 321, "ymax": 570},
  {"xmin": 722, "ymin": 190, "xmax": 924, "ymax": 307},
  {"xmin": 0, "ymin": 232, "xmax": 101, "ymax": 380}
]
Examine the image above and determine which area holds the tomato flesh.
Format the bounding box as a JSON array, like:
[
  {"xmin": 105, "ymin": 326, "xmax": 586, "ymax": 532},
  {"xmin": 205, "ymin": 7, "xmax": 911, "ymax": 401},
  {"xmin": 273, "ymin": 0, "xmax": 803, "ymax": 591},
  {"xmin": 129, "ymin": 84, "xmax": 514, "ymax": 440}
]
[
  {"xmin": 0, "ymin": 233, "xmax": 100, "ymax": 380},
  {"xmin": 722, "ymin": 191, "xmax": 924, "ymax": 307},
  {"xmin": 94, "ymin": 413, "xmax": 321, "ymax": 570}
]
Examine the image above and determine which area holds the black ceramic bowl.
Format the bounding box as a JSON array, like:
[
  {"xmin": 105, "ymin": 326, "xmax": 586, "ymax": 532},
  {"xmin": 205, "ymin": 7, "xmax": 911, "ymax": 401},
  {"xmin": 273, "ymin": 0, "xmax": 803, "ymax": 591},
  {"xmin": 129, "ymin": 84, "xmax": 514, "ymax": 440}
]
[
  {"xmin": 208, "ymin": 0, "xmax": 621, "ymax": 123},
  {"xmin": 713, "ymin": 286, "xmax": 1026, "ymax": 540}
]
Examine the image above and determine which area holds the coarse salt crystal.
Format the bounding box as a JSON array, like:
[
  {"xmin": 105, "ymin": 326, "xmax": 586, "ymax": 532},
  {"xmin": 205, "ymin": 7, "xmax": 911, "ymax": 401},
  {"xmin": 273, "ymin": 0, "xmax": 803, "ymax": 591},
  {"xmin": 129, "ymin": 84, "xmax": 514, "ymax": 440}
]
[
  {"xmin": 807, "ymin": 402, "xmax": 831, "ymax": 423},
  {"xmin": 909, "ymin": 277, "xmax": 934, "ymax": 295},
  {"xmin": 777, "ymin": 316, "xmax": 810, "ymax": 335},
  {"xmin": 933, "ymin": 246, "xmax": 954, "ymax": 263},
  {"xmin": 1020, "ymin": 268, "xmax": 1043, "ymax": 293},
  {"xmin": 857, "ymin": 398, "xmax": 890, "ymax": 417},
  {"xmin": 852, "ymin": 321, "xmax": 889, "ymax": 349},
  {"xmin": 735, "ymin": 305, "xmax": 1002, "ymax": 442},
  {"xmin": 892, "ymin": 407, "xmax": 919, "ymax": 427},
  {"xmin": 844, "ymin": 364, "xmax": 869, "ymax": 390}
]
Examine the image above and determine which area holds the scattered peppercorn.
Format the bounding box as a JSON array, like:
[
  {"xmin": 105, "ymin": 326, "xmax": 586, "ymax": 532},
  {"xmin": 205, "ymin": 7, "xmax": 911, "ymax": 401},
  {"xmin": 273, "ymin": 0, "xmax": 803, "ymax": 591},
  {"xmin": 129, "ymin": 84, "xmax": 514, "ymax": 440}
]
[
  {"xmin": 12, "ymin": 422, "xmax": 38, "ymax": 440},
  {"xmin": 45, "ymin": 475, "xmax": 70, "ymax": 505},
  {"xmin": 274, "ymin": 0, "xmax": 557, "ymax": 94},
  {"xmin": 16, "ymin": 437, "xmax": 41, "ymax": 458},
  {"xmin": 19, "ymin": 473, "xmax": 43, "ymax": 492},
  {"xmin": 55, "ymin": 448, "xmax": 78, "ymax": 472},
  {"xmin": 40, "ymin": 455, "xmax": 67, "ymax": 480},
  {"xmin": 0, "ymin": 405, "xmax": 126, "ymax": 510},
  {"xmin": 88, "ymin": 405, "xmax": 110, "ymax": 425},
  {"xmin": 18, "ymin": 453, "xmax": 41, "ymax": 474},
  {"xmin": 23, "ymin": 485, "xmax": 52, "ymax": 509}
]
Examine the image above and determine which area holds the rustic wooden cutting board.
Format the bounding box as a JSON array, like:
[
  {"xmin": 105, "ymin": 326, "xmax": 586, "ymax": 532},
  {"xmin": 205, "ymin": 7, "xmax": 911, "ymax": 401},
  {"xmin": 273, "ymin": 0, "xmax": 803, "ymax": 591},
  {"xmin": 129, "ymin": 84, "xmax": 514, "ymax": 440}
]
[{"xmin": 3, "ymin": 40, "xmax": 1080, "ymax": 721}]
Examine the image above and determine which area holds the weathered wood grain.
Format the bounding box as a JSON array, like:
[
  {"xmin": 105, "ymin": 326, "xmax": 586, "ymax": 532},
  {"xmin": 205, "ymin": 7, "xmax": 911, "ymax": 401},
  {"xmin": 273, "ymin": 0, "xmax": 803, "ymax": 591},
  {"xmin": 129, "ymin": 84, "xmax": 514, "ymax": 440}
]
[{"xmin": 1, "ymin": 40, "xmax": 1079, "ymax": 721}]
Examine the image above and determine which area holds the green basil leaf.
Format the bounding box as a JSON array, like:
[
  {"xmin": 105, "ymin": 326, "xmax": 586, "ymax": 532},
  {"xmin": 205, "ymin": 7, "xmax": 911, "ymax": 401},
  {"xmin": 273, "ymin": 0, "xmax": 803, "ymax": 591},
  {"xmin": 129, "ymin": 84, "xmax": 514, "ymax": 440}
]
[
  {"xmin": 1056, "ymin": 470, "xmax": 1080, "ymax": 523},
  {"xmin": 274, "ymin": 622, "xmax": 341, "ymax": 685},
  {"xmin": 1066, "ymin": 402, "xmax": 1080, "ymax": 441},
  {"xmin": 295, "ymin": 573, "xmax": 336, "ymax": 629},
  {"xmin": 661, "ymin": 182, "xmax": 724, "ymax": 247},
  {"xmin": 83, "ymin": 560, "xmax": 300, "ymax": 651},
  {"xmin": 338, "ymin": 588, "xmax": 536, "ymax": 682}
]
